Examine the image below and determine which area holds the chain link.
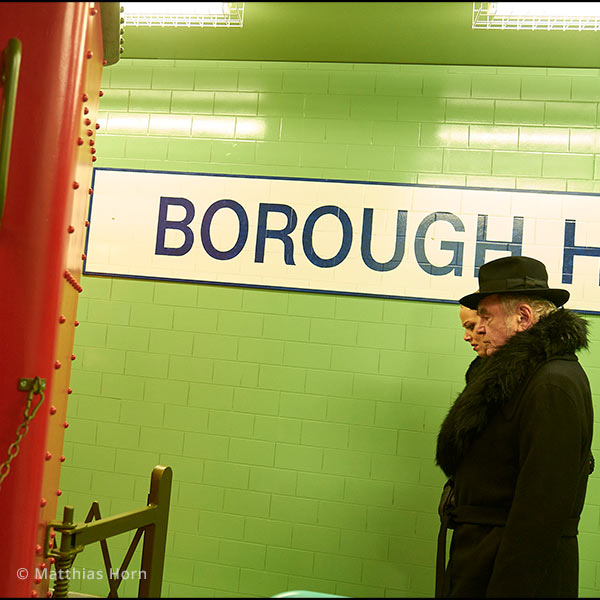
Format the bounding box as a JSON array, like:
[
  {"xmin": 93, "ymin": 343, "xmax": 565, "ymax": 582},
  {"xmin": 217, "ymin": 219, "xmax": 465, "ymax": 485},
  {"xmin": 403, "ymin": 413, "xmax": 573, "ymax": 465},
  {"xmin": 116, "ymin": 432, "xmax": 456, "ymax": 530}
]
[{"xmin": 0, "ymin": 377, "xmax": 46, "ymax": 490}]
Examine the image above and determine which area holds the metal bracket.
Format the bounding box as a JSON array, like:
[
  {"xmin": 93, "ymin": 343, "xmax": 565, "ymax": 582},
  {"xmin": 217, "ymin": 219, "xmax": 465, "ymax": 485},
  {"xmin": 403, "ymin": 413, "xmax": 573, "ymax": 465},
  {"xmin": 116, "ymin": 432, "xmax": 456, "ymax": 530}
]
[{"xmin": 17, "ymin": 377, "xmax": 46, "ymax": 392}]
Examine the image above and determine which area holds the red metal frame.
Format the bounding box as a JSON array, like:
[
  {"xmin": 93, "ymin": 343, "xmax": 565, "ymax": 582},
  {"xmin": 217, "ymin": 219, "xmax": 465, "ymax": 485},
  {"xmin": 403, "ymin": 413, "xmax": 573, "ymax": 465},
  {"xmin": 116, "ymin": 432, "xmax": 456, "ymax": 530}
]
[{"xmin": 0, "ymin": 3, "xmax": 103, "ymax": 596}]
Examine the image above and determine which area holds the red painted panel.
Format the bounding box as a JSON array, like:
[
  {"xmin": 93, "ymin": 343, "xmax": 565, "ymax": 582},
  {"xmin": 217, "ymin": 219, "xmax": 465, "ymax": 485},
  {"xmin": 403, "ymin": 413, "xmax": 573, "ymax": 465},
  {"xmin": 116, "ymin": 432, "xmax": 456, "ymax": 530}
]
[{"xmin": 0, "ymin": 3, "xmax": 102, "ymax": 596}]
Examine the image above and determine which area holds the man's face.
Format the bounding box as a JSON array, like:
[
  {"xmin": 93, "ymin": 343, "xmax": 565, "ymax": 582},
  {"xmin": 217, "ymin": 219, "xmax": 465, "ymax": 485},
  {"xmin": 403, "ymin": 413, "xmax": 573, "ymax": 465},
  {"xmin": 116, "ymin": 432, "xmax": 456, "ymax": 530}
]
[
  {"xmin": 475, "ymin": 294, "xmax": 520, "ymax": 355},
  {"xmin": 459, "ymin": 305, "xmax": 487, "ymax": 357}
]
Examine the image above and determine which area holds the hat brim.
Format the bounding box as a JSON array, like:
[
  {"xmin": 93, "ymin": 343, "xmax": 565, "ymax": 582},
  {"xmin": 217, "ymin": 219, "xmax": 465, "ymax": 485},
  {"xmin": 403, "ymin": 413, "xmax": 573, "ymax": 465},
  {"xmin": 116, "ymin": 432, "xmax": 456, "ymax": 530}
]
[{"xmin": 459, "ymin": 288, "xmax": 570, "ymax": 310}]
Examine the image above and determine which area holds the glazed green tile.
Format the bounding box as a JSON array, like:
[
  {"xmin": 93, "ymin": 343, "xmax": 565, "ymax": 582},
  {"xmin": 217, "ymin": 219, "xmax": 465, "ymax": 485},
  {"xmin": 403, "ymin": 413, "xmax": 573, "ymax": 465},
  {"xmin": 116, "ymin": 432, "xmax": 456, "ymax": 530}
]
[
  {"xmin": 143, "ymin": 377, "xmax": 187, "ymax": 407},
  {"xmin": 151, "ymin": 67, "xmax": 194, "ymax": 90},
  {"xmin": 149, "ymin": 329, "xmax": 194, "ymax": 356},
  {"xmin": 389, "ymin": 537, "xmax": 436, "ymax": 568},
  {"xmin": 81, "ymin": 276, "xmax": 112, "ymax": 299},
  {"xmin": 258, "ymin": 93, "xmax": 305, "ymax": 117},
  {"xmin": 193, "ymin": 561, "xmax": 240, "ymax": 593},
  {"xmin": 270, "ymin": 495, "xmax": 319, "ymax": 526},
  {"xmin": 238, "ymin": 569, "xmax": 288, "ymax": 598},
  {"xmin": 59, "ymin": 466, "xmax": 92, "ymax": 493},
  {"xmin": 545, "ymin": 101, "xmax": 597, "ymax": 127},
  {"xmin": 168, "ymin": 355, "xmax": 213, "ymax": 383},
  {"xmin": 348, "ymin": 424, "xmax": 397, "ymax": 454},
  {"xmin": 265, "ymin": 545, "xmax": 314, "ymax": 576},
  {"xmin": 228, "ymin": 438, "xmax": 276, "ymax": 467},
  {"xmin": 443, "ymin": 148, "xmax": 492, "ymax": 175},
  {"xmin": 347, "ymin": 145, "xmax": 394, "ymax": 171},
  {"xmin": 258, "ymin": 364, "xmax": 305, "ymax": 392},
  {"xmin": 274, "ymin": 443, "xmax": 322, "ymax": 472},
  {"xmin": 327, "ymin": 396, "xmax": 375, "ymax": 425},
  {"xmin": 214, "ymin": 91, "xmax": 258, "ymax": 116},
  {"xmin": 125, "ymin": 136, "xmax": 168, "ymax": 159},
  {"xmin": 69, "ymin": 369, "xmax": 102, "ymax": 396},
  {"xmin": 234, "ymin": 116, "xmax": 281, "ymax": 141},
  {"xmin": 542, "ymin": 153, "xmax": 594, "ymax": 179},
  {"xmin": 95, "ymin": 135, "xmax": 127, "ymax": 158},
  {"xmin": 213, "ymin": 359, "xmax": 259, "ymax": 387},
  {"xmin": 372, "ymin": 121, "xmax": 419, "ymax": 146},
  {"xmin": 99, "ymin": 88, "xmax": 129, "ymax": 111},
  {"xmin": 63, "ymin": 417, "xmax": 98, "ymax": 444},
  {"xmin": 492, "ymin": 150, "xmax": 543, "ymax": 177},
  {"xmin": 128, "ymin": 89, "xmax": 171, "ymax": 113},
  {"xmin": 352, "ymin": 374, "xmax": 402, "ymax": 403},
  {"xmin": 322, "ymin": 448, "xmax": 370, "ymax": 477},
  {"xmin": 232, "ymin": 387, "xmax": 279, "ymax": 416},
  {"xmin": 330, "ymin": 345, "xmax": 379, "ymax": 374},
  {"xmin": 305, "ymin": 95, "xmax": 351, "ymax": 119},
  {"xmin": 109, "ymin": 65, "xmax": 153, "ymax": 89},
  {"xmin": 371, "ymin": 454, "xmax": 420, "ymax": 483},
  {"xmin": 248, "ymin": 465, "xmax": 297, "ymax": 495},
  {"xmin": 422, "ymin": 73, "xmax": 471, "ymax": 98},
  {"xmin": 191, "ymin": 333, "xmax": 237, "ymax": 361},
  {"xmin": 238, "ymin": 69, "xmax": 283, "ymax": 92},
  {"xmin": 521, "ymin": 75, "xmax": 572, "ymax": 100},
  {"xmin": 295, "ymin": 471, "xmax": 343, "ymax": 501},
  {"xmin": 470, "ymin": 74, "xmax": 521, "ymax": 99},
  {"xmin": 167, "ymin": 138, "xmax": 212, "ymax": 162},
  {"xmin": 120, "ymin": 399, "xmax": 164, "ymax": 427},
  {"xmin": 278, "ymin": 392, "xmax": 326, "ymax": 421},
  {"xmin": 340, "ymin": 530, "xmax": 389, "ymax": 560},
  {"xmin": 255, "ymin": 141, "xmax": 301, "ymax": 166},
  {"xmin": 194, "ymin": 68, "xmax": 238, "ymax": 91},
  {"xmin": 570, "ymin": 130, "xmax": 600, "ymax": 153},
  {"xmin": 106, "ymin": 112, "xmax": 150, "ymax": 135},
  {"xmin": 305, "ymin": 369, "xmax": 353, "ymax": 398},
  {"xmin": 394, "ymin": 147, "xmax": 443, "ymax": 173},
  {"xmin": 281, "ymin": 341, "xmax": 330, "ymax": 370},
  {"xmin": 280, "ymin": 117, "xmax": 326, "ymax": 142},
  {"xmin": 203, "ymin": 460, "xmax": 250, "ymax": 490},
  {"xmin": 397, "ymin": 97, "xmax": 445, "ymax": 122},
  {"xmin": 172, "ymin": 307, "xmax": 218, "ymax": 332},
  {"xmin": 323, "ymin": 119, "xmax": 371, "ymax": 144},
  {"xmin": 495, "ymin": 100, "xmax": 545, "ymax": 125},
  {"xmin": 469, "ymin": 125, "xmax": 519, "ymax": 150},
  {"xmin": 219, "ymin": 538, "xmax": 267, "ymax": 570},
  {"xmin": 211, "ymin": 140, "xmax": 256, "ymax": 164},
  {"xmin": 244, "ymin": 516, "xmax": 293, "ymax": 547},
  {"xmin": 375, "ymin": 72, "xmax": 423, "ymax": 96},
  {"xmin": 282, "ymin": 70, "xmax": 329, "ymax": 93},
  {"xmin": 446, "ymin": 98, "xmax": 493, "ymax": 124},
  {"xmin": 572, "ymin": 77, "xmax": 600, "ymax": 101},
  {"xmin": 82, "ymin": 347, "xmax": 126, "ymax": 373},
  {"xmin": 106, "ymin": 325, "xmax": 149, "ymax": 351},
  {"xmin": 163, "ymin": 405, "xmax": 209, "ymax": 433},
  {"xmin": 292, "ymin": 523, "xmax": 340, "ymax": 554},
  {"xmin": 191, "ymin": 115, "xmax": 235, "ymax": 138},
  {"xmin": 148, "ymin": 114, "xmax": 193, "ymax": 136},
  {"xmin": 171, "ymin": 90, "xmax": 214, "ymax": 114},
  {"xmin": 329, "ymin": 71, "xmax": 376, "ymax": 95},
  {"xmin": 317, "ymin": 500, "xmax": 367, "ymax": 530},
  {"xmin": 181, "ymin": 431, "xmax": 228, "ymax": 460},
  {"xmin": 518, "ymin": 126, "xmax": 570, "ymax": 152},
  {"xmin": 300, "ymin": 421, "xmax": 348, "ymax": 449},
  {"xmin": 350, "ymin": 96, "xmax": 397, "ymax": 120},
  {"xmin": 114, "ymin": 447, "xmax": 159, "ymax": 476},
  {"xmin": 420, "ymin": 123, "xmax": 468, "ymax": 148},
  {"xmin": 96, "ymin": 421, "xmax": 140, "ymax": 449},
  {"xmin": 299, "ymin": 142, "xmax": 347, "ymax": 168},
  {"xmin": 74, "ymin": 322, "xmax": 107, "ymax": 347}
]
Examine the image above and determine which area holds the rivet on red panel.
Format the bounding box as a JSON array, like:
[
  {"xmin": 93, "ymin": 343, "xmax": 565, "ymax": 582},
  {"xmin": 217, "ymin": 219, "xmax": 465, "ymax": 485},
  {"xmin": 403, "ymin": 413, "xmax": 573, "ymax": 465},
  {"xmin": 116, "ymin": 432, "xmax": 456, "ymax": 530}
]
[
  {"xmin": 82, "ymin": 253, "xmax": 86, "ymax": 260},
  {"xmin": 60, "ymin": 456, "xmax": 66, "ymax": 463},
  {"xmin": 87, "ymin": 129, "xmax": 93, "ymax": 137},
  {"xmin": 77, "ymin": 137, "xmax": 84, "ymax": 146},
  {"xmin": 63, "ymin": 422, "xmax": 69, "ymax": 429},
  {"xmin": 56, "ymin": 489, "xmax": 62, "ymax": 496},
  {"xmin": 82, "ymin": 93, "xmax": 88, "ymax": 102},
  {"xmin": 85, "ymin": 221, "xmax": 89, "ymax": 227},
  {"xmin": 99, "ymin": 90, "xmax": 104, "ymax": 97},
  {"xmin": 54, "ymin": 361, "xmax": 61, "ymax": 370},
  {"xmin": 74, "ymin": 320, "xmax": 80, "ymax": 326},
  {"xmin": 92, "ymin": 156, "xmax": 97, "ymax": 162},
  {"xmin": 45, "ymin": 452, "xmax": 52, "ymax": 461},
  {"xmin": 72, "ymin": 181, "xmax": 79, "ymax": 189},
  {"xmin": 86, "ymin": 50, "xmax": 93, "ymax": 59},
  {"xmin": 90, "ymin": 7, "xmax": 98, "ymax": 15},
  {"xmin": 67, "ymin": 387, "xmax": 73, "ymax": 394},
  {"xmin": 95, "ymin": 123, "xmax": 100, "ymax": 129},
  {"xmin": 58, "ymin": 315, "xmax": 66, "ymax": 323},
  {"xmin": 84, "ymin": 106, "xmax": 89, "ymax": 115},
  {"xmin": 67, "ymin": 225, "xmax": 75, "ymax": 233},
  {"xmin": 49, "ymin": 406, "xmax": 57, "ymax": 415},
  {"xmin": 35, "ymin": 545, "xmax": 42, "ymax": 556},
  {"xmin": 89, "ymin": 139, "xmax": 95, "ymax": 146},
  {"xmin": 71, "ymin": 354, "xmax": 76, "ymax": 361},
  {"xmin": 84, "ymin": 118, "xmax": 91, "ymax": 126},
  {"xmin": 40, "ymin": 498, "xmax": 47, "ymax": 507}
]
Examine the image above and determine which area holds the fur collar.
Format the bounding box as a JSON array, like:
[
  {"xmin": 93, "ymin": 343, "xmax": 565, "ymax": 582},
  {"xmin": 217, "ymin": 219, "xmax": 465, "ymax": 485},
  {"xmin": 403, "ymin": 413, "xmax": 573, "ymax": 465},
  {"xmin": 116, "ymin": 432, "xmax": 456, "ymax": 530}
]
[{"xmin": 436, "ymin": 308, "xmax": 588, "ymax": 477}]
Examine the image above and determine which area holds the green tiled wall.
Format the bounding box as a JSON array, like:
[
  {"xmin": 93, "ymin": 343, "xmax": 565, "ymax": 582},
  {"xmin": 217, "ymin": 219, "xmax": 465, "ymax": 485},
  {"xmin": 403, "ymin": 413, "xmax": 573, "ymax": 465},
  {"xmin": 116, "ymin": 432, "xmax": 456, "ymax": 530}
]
[{"xmin": 60, "ymin": 59, "xmax": 600, "ymax": 598}]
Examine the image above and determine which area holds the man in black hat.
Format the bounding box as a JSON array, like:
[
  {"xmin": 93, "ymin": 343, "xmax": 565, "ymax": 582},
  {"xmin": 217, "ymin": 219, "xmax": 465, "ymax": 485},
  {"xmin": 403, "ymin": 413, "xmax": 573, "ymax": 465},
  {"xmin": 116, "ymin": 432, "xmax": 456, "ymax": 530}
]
[{"xmin": 435, "ymin": 255, "xmax": 594, "ymax": 598}]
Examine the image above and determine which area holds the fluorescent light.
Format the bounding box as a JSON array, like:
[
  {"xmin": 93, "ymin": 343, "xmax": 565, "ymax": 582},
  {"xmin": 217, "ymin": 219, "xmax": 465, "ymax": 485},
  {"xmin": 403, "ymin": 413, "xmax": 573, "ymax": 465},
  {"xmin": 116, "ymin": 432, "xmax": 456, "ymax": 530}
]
[
  {"xmin": 473, "ymin": 2, "xmax": 600, "ymax": 30},
  {"xmin": 121, "ymin": 2, "xmax": 245, "ymax": 28}
]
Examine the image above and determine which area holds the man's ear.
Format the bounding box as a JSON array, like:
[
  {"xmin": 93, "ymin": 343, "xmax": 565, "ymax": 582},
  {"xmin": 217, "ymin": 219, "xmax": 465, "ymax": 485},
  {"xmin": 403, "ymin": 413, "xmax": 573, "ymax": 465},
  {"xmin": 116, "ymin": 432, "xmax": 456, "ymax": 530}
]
[{"xmin": 516, "ymin": 303, "xmax": 535, "ymax": 331}]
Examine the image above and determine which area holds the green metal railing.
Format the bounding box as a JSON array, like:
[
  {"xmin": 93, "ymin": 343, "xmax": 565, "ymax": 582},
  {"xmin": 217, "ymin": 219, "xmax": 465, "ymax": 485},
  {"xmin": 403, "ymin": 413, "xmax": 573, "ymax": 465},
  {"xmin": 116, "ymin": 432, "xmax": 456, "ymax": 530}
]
[
  {"xmin": 45, "ymin": 465, "xmax": 172, "ymax": 598},
  {"xmin": 0, "ymin": 38, "xmax": 21, "ymax": 229}
]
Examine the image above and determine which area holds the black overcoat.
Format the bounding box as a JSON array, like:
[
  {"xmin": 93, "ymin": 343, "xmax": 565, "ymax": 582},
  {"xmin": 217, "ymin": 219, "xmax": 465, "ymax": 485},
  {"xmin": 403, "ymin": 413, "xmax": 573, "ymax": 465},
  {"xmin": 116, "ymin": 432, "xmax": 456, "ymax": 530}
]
[{"xmin": 436, "ymin": 308, "xmax": 594, "ymax": 598}]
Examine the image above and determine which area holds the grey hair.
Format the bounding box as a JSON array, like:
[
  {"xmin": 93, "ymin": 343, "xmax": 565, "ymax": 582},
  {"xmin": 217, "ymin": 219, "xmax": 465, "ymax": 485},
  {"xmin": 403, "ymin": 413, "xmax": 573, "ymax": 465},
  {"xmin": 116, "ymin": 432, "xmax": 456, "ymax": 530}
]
[{"xmin": 498, "ymin": 294, "xmax": 557, "ymax": 321}]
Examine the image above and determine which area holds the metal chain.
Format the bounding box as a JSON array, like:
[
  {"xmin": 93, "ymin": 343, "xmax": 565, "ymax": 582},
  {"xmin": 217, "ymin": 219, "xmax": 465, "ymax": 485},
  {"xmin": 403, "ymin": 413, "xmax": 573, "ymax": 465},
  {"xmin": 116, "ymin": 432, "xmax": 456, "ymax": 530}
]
[{"xmin": 0, "ymin": 377, "xmax": 46, "ymax": 490}]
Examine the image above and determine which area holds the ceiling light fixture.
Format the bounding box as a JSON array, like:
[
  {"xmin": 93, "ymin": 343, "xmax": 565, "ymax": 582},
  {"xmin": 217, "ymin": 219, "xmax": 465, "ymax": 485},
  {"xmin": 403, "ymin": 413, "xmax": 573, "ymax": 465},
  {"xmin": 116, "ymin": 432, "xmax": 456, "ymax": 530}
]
[
  {"xmin": 120, "ymin": 2, "xmax": 245, "ymax": 28},
  {"xmin": 472, "ymin": 2, "xmax": 600, "ymax": 30}
]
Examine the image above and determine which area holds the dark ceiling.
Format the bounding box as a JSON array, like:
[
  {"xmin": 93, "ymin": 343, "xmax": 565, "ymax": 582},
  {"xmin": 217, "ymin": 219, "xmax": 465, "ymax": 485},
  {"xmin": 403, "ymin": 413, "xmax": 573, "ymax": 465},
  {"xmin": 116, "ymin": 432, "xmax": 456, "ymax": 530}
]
[{"xmin": 119, "ymin": 2, "xmax": 600, "ymax": 68}]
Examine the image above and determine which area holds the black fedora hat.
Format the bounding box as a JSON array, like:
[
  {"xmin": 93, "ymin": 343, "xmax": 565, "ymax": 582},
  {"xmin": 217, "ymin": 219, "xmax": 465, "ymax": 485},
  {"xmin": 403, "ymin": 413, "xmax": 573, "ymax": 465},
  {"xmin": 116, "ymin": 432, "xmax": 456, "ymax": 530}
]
[{"xmin": 459, "ymin": 255, "xmax": 570, "ymax": 310}]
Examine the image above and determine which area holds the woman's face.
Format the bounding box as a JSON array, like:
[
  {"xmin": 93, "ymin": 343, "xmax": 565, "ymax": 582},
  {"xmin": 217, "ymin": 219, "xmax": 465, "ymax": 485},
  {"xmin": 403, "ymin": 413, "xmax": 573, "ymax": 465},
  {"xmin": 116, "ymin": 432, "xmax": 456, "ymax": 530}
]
[{"xmin": 459, "ymin": 305, "xmax": 487, "ymax": 357}]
